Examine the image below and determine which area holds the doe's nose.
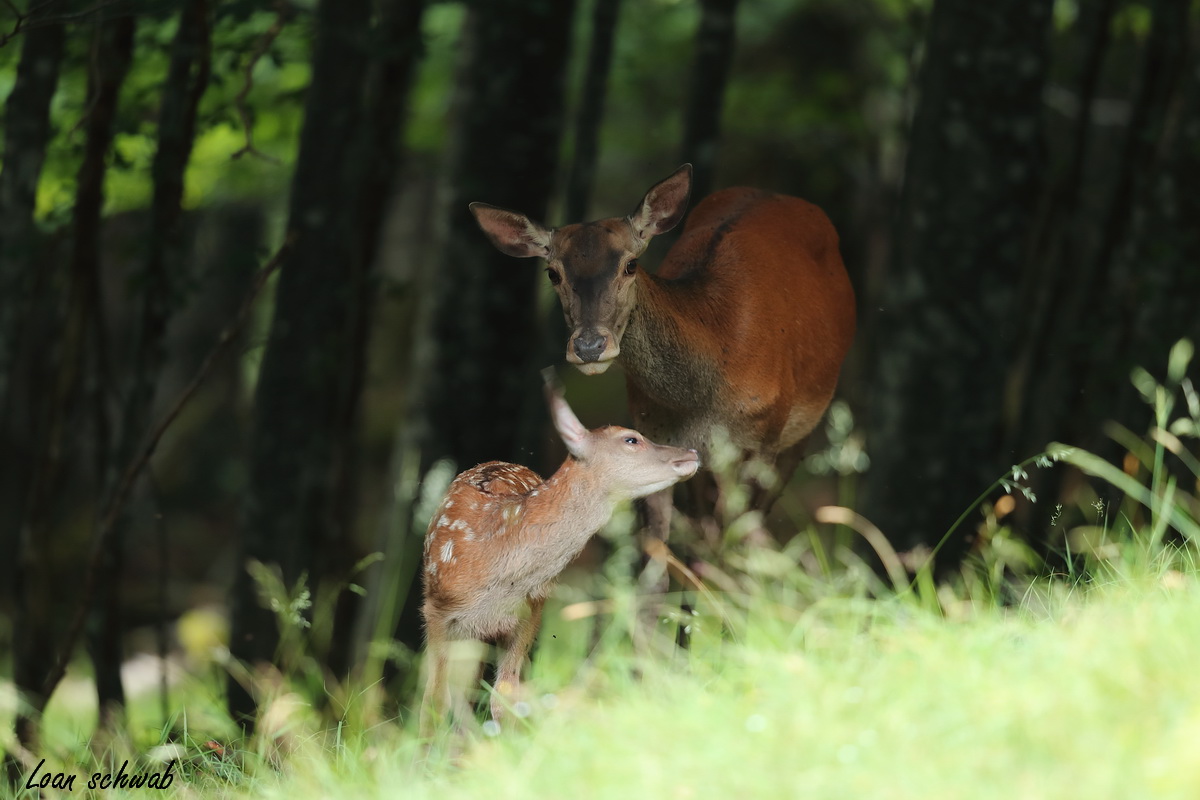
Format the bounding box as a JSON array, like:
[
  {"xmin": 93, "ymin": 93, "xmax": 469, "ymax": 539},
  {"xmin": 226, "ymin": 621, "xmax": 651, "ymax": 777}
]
[{"xmin": 573, "ymin": 331, "xmax": 607, "ymax": 363}]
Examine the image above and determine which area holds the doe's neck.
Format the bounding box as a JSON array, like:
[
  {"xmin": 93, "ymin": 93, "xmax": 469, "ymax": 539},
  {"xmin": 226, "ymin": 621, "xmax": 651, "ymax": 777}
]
[{"xmin": 620, "ymin": 271, "xmax": 719, "ymax": 410}]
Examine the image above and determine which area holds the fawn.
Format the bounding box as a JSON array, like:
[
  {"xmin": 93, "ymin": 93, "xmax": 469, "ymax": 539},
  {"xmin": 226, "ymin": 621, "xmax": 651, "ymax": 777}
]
[{"xmin": 419, "ymin": 370, "xmax": 700, "ymax": 735}]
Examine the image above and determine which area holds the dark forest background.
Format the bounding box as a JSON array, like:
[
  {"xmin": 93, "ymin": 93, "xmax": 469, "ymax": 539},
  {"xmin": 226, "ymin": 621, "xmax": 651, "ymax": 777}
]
[{"xmin": 1, "ymin": 0, "xmax": 1198, "ymax": 766}]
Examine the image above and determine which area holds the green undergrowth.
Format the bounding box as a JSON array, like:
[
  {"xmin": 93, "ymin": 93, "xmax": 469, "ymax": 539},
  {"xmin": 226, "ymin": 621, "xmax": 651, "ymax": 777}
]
[
  {"xmin": 6, "ymin": 341, "xmax": 1200, "ymax": 799},
  {"xmin": 12, "ymin": 541, "xmax": 1200, "ymax": 800},
  {"xmin": 21, "ymin": 568, "xmax": 1196, "ymax": 800}
]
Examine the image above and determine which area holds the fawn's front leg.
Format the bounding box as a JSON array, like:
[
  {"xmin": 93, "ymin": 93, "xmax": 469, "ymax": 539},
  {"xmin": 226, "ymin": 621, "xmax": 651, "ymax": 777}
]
[
  {"xmin": 419, "ymin": 633, "xmax": 451, "ymax": 738},
  {"xmin": 490, "ymin": 596, "xmax": 546, "ymax": 725}
]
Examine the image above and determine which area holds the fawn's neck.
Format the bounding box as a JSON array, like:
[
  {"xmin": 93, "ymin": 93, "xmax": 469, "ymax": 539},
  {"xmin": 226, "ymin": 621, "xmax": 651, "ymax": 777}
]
[{"xmin": 519, "ymin": 458, "xmax": 615, "ymax": 547}]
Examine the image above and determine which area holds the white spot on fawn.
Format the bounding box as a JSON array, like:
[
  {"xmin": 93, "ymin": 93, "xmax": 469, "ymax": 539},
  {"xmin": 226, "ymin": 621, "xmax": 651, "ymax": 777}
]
[
  {"xmin": 426, "ymin": 560, "xmax": 437, "ymax": 574},
  {"xmin": 450, "ymin": 518, "xmax": 471, "ymax": 533},
  {"xmin": 440, "ymin": 539, "xmax": 454, "ymax": 563},
  {"xmin": 437, "ymin": 515, "xmax": 449, "ymax": 528}
]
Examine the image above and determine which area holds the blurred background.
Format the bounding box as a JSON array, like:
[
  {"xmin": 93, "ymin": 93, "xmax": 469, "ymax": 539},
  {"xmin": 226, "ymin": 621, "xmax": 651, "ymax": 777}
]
[{"xmin": 0, "ymin": 0, "xmax": 1197, "ymax": 759}]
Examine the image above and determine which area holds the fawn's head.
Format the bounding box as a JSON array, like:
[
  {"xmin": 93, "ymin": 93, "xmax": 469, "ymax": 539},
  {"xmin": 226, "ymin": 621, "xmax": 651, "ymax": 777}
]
[
  {"xmin": 544, "ymin": 369, "xmax": 699, "ymax": 498},
  {"xmin": 472, "ymin": 166, "xmax": 694, "ymax": 376}
]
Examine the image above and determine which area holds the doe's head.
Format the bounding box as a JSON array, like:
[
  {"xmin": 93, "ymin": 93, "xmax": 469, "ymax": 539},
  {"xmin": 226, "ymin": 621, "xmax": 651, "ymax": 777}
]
[{"xmin": 472, "ymin": 165, "xmax": 693, "ymax": 375}]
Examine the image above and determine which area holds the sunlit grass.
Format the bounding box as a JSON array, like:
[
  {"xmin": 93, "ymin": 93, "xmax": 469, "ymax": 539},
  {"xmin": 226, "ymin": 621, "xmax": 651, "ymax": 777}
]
[
  {"xmin": 12, "ymin": 540, "xmax": 1199, "ymax": 800},
  {"xmin": 35, "ymin": 565, "xmax": 1185, "ymax": 800}
]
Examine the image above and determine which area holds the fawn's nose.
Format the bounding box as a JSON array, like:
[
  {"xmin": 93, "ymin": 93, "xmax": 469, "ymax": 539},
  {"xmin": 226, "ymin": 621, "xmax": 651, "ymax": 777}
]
[{"xmin": 573, "ymin": 331, "xmax": 607, "ymax": 363}]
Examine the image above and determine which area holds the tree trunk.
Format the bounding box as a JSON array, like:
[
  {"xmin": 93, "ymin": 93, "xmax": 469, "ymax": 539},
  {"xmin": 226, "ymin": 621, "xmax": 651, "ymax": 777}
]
[
  {"xmin": 564, "ymin": 0, "xmax": 622, "ymax": 222},
  {"xmin": 228, "ymin": 0, "xmax": 425, "ymax": 726},
  {"xmin": 0, "ymin": 0, "xmax": 67, "ymax": 650},
  {"xmin": 324, "ymin": 0, "xmax": 427, "ymax": 680},
  {"xmin": 679, "ymin": 0, "xmax": 739, "ymax": 200},
  {"xmin": 1107, "ymin": 2, "xmax": 1199, "ymax": 431},
  {"xmin": 0, "ymin": 3, "xmax": 68, "ymax": 785},
  {"xmin": 10, "ymin": 8, "xmax": 136, "ymax": 767},
  {"xmin": 423, "ymin": 0, "xmax": 577, "ymax": 471},
  {"xmin": 391, "ymin": 0, "xmax": 577, "ymax": 657},
  {"xmin": 89, "ymin": 0, "xmax": 212, "ymax": 729},
  {"xmin": 1008, "ymin": 0, "xmax": 1193, "ymax": 539},
  {"xmin": 862, "ymin": 0, "xmax": 1053, "ymax": 561},
  {"xmin": 1004, "ymin": 0, "xmax": 1116, "ymax": 460},
  {"xmin": 0, "ymin": 3, "xmax": 65, "ymax": 403},
  {"xmin": 1051, "ymin": 0, "xmax": 1191, "ymax": 445}
]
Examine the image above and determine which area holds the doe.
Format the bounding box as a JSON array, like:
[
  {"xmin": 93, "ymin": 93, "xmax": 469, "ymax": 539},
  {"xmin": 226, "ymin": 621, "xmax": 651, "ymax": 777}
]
[
  {"xmin": 470, "ymin": 165, "xmax": 856, "ymax": 535},
  {"xmin": 419, "ymin": 370, "xmax": 700, "ymax": 735}
]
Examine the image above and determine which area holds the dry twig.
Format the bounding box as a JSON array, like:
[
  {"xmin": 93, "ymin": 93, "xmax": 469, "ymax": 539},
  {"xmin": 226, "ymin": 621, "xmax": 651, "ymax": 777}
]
[{"xmin": 1, "ymin": 0, "xmax": 134, "ymax": 48}]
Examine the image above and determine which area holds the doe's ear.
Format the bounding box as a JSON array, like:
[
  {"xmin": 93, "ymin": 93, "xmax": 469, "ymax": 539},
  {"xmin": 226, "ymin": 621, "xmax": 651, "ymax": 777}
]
[
  {"xmin": 629, "ymin": 164, "xmax": 692, "ymax": 240},
  {"xmin": 470, "ymin": 203, "xmax": 553, "ymax": 258},
  {"xmin": 542, "ymin": 368, "xmax": 590, "ymax": 460}
]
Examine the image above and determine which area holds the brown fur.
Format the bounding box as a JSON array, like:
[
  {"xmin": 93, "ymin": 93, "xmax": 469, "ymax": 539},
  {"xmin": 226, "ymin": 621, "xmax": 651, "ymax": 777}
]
[{"xmin": 623, "ymin": 186, "xmax": 856, "ymax": 456}]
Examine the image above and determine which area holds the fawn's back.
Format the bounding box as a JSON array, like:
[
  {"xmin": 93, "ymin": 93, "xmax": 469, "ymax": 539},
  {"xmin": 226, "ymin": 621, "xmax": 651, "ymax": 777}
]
[{"xmin": 422, "ymin": 461, "xmax": 550, "ymax": 641}]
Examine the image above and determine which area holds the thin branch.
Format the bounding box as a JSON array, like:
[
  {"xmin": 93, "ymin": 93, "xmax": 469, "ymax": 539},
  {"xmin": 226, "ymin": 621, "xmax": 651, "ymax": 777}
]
[
  {"xmin": 16, "ymin": 0, "xmax": 70, "ymax": 16},
  {"xmin": 41, "ymin": 234, "xmax": 297, "ymax": 700},
  {"xmin": 0, "ymin": 0, "xmax": 28, "ymax": 47},
  {"xmin": 230, "ymin": 1, "xmax": 294, "ymax": 163},
  {"xmin": 0, "ymin": 0, "xmax": 135, "ymax": 48},
  {"xmin": 1, "ymin": 0, "xmax": 23, "ymax": 23}
]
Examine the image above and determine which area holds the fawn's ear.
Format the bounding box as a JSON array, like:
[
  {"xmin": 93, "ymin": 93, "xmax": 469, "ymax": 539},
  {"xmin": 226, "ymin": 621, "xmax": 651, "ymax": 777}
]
[
  {"xmin": 543, "ymin": 368, "xmax": 589, "ymax": 459},
  {"xmin": 470, "ymin": 203, "xmax": 553, "ymax": 258}
]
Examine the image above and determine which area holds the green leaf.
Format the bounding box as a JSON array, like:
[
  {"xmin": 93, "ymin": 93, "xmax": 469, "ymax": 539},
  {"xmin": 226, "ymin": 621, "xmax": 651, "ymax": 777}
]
[
  {"xmin": 1168, "ymin": 338, "xmax": 1194, "ymax": 385},
  {"xmin": 1130, "ymin": 366, "xmax": 1157, "ymax": 404},
  {"xmin": 1055, "ymin": 444, "xmax": 1200, "ymax": 544}
]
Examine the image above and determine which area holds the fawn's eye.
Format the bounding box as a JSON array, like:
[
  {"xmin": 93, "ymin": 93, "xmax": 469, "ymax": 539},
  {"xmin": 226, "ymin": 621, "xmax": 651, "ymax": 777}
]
[
  {"xmin": 624, "ymin": 436, "xmax": 640, "ymax": 445},
  {"xmin": 546, "ymin": 268, "xmax": 562, "ymax": 286},
  {"xmin": 624, "ymin": 258, "xmax": 638, "ymax": 276}
]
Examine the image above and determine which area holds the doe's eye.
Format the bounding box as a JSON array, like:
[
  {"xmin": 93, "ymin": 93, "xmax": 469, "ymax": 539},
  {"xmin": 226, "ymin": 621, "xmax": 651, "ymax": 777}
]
[
  {"xmin": 624, "ymin": 258, "xmax": 639, "ymax": 276},
  {"xmin": 546, "ymin": 268, "xmax": 562, "ymax": 286},
  {"xmin": 624, "ymin": 436, "xmax": 640, "ymax": 445}
]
